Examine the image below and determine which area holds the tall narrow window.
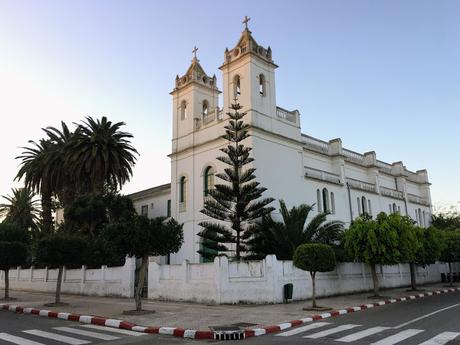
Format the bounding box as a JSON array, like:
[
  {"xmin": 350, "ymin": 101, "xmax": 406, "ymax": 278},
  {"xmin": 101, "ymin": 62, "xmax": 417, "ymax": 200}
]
[
  {"xmin": 418, "ymin": 209, "xmax": 422, "ymax": 226},
  {"xmin": 322, "ymin": 188, "xmax": 329, "ymax": 213},
  {"xmin": 422, "ymin": 211, "xmax": 426, "ymax": 227},
  {"xmin": 141, "ymin": 205, "xmax": 148, "ymax": 217},
  {"xmin": 167, "ymin": 200, "xmax": 171, "ymax": 217},
  {"xmin": 330, "ymin": 192, "xmax": 336, "ymax": 214},
  {"xmin": 317, "ymin": 189, "xmax": 322, "ymax": 213},
  {"xmin": 233, "ymin": 75, "xmax": 241, "ymax": 97},
  {"xmin": 202, "ymin": 100, "xmax": 209, "ymax": 119},
  {"xmin": 203, "ymin": 166, "xmax": 214, "ymax": 196},
  {"xmin": 361, "ymin": 196, "xmax": 367, "ymax": 215},
  {"xmin": 392, "ymin": 203, "xmax": 397, "ymax": 213},
  {"xmin": 259, "ymin": 74, "xmax": 266, "ymax": 96},
  {"xmin": 389, "ymin": 204, "xmax": 392, "ymax": 213},
  {"xmin": 357, "ymin": 198, "xmax": 362, "ymax": 216},
  {"xmin": 180, "ymin": 100, "xmax": 187, "ymax": 120},
  {"xmin": 368, "ymin": 200, "xmax": 372, "ymax": 216},
  {"xmin": 415, "ymin": 210, "xmax": 419, "ymax": 225},
  {"xmin": 179, "ymin": 176, "xmax": 187, "ymax": 204}
]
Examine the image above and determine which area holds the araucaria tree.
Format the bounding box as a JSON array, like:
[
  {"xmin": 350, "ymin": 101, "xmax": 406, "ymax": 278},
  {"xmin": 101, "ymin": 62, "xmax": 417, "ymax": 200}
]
[{"xmin": 198, "ymin": 101, "xmax": 275, "ymax": 260}]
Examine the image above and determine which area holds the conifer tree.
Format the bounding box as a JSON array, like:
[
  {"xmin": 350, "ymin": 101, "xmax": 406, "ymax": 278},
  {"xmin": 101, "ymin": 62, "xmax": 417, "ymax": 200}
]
[{"xmin": 198, "ymin": 100, "xmax": 275, "ymax": 261}]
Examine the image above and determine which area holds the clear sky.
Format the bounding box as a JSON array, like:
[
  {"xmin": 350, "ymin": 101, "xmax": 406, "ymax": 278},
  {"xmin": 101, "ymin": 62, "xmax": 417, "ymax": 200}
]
[{"xmin": 0, "ymin": 0, "xmax": 459, "ymax": 206}]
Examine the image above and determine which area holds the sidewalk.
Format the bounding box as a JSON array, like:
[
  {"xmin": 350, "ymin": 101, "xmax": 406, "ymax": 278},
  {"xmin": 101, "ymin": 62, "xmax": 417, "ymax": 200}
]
[{"xmin": 3, "ymin": 283, "xmax": 456, "ymax": 331}]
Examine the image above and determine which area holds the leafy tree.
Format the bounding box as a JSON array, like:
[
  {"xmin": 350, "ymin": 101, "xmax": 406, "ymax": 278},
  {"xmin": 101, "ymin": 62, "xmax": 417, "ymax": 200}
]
[
  {"xmin": 35, "ymin": 233, "xmax": 86, "ymax": 305},
  {"xmin": 0, "ymin": 188, "xmax": 40, "ymax": 233},
  {"xmin": 344, "ymin": 213, "xmax": 401, "ymax": 297},
  {"xmin": 104, "ymin": 216, "xmax": 183, "ymax": 311},
  {"xmin": 293, "ymin": 244, "xmax": 336, "ymax": 308},
  {"xmin": 431, "ymin": 212, "xmax": 460, "ymax": 232},
  {"xmin": 246, "ymin": 200, "xmax": 344, "ymax": 260},
  {"xmin": 409, "ymin": 226, "xmax": 443, "ymax": 290},
  {"xmin": 70, "ymin": 116, "xmax": 138, "ymax": 195},
  {"xmin": 198, "ymin": 101, "xmax": 275, "ymax": 260},
  {"xmin": 440, "ymin": 231, "xmax": 460, "ymax": 287},
  {"xmin": 0, "ymin": 223, "xmax": 30, "ymax": 300}
]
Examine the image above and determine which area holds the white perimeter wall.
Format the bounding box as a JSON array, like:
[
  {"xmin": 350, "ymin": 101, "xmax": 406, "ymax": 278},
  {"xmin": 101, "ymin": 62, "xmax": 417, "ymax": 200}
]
[
  {"xmin": 148, "ymin": 255, "xmax": 460, "ymax": 304},
  {"xmin": 0, "ymin": 257, "xmax": 136, "ymax": 298}
]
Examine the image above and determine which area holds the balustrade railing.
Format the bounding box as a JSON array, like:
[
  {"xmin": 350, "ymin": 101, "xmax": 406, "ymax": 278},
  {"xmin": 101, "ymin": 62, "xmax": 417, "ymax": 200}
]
[
  {"xmin": 376, "ymin": 160, "xmax": 393, "ymax": 174},
  {"xmin": 343, "ymin": 149, "xmax": 365, "ymax": 164},
  {"xmin": 346, "ymin": 178, "xmax": 377, "ymax": 193},
  {"xmin": 304, "ymin": 167, "xmax": 341, "ymax": 184},
  {"xmin": 302, "ymin": 135, "xmax": 329, "ymax": 154},
  {"xmin": 276, "ymin": 106, "xmax": 297, "ymax": 123},
  {"xmin": 408, "ymin": 193, "xmax": 429, "ymax": 205}
]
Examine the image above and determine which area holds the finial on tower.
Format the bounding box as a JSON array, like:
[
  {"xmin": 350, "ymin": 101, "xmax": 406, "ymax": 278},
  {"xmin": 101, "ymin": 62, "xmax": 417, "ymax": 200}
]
[
  {"xmin": 192, "ymin": 46, "xmax": 199, "ymax": 60},
  {"xmin": 242, "ymin": 16, "xmax": 250, "ymax": 30}
]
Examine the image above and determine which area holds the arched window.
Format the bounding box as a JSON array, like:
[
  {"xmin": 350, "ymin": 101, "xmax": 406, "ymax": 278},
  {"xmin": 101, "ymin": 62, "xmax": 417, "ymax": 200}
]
[
  {"xmin": 330, "ymin": 192, "xmax": 335, "ymax": 214},
  {"xmin": 233, "ymin": 75, "xmax": 241, "ymax": 97},
  {"xmin": 202, "ymin": 100, "xmax": 209, "ymax": 119},
  {"xmin": 392, "ymin": 203, "xmax": 397, "ymax": 214},
  {"xmin": 368, "ymin": 199, "xmax": 372, "ymax": 216},
  {"xmin": 316, "ymin": 189, "xmax": 322, "ymax": 213},
  {"xmin": 203, "ymin": 166, "xmax": 214, "ymax": 196},
  {"xmin": 179, "ymin": 176, "xmax": 187, "ymax": 204},
  {"xmin": 361, "ymin": 196, "xmax": 367, "ymax": 215},
  {"xmin": 258, "ymin": 74, "xmax": 265, "ymax": 96},
  {"xmin": 322, "ymin": 188, "xmax": 329, "ymax": 213},
  {"xmin": 180, "ymin": 100, "xmax": 187, "ymax": 120}
]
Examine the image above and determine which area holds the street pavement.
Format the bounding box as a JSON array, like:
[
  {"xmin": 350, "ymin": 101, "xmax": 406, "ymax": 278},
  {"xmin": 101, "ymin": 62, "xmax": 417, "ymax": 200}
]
[
  {"xmin": 241, "ymin": 290, "xmax": 460, "ymax": 344},
  {"xmin": 0, "ymin": 313, "xmax": 212, "ymax": 345}
]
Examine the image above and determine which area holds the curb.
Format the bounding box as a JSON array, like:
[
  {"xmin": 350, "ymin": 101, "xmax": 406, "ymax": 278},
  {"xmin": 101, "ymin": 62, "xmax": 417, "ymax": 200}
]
[{"xmin": 1, "ymin": 287, "xmax": 459, "ymax": 341}]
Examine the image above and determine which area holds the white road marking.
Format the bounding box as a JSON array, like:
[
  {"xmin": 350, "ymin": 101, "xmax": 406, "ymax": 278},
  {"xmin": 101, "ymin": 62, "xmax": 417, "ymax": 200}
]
[
  {"xmin": 394, "ymin": 303, "xmax": 460, "ymax": 329},
  {"xmin": 80, "ymin": 324, "xmax": 147, "ymax": 336},
  {"xmin": 371, "ymin": 329, "xmax": 424, "ymax": 344},
  {"xmin": 0, "ymin": 333, "xmax": 45, "ymax": 345},
  {"xmin": 53, "ymin": 327, "xmax": 120, "ymax": 340},
  {"xmin": 303, "ymin": 324, "xmax": 361, "ymax": 339},
  {"xmin": 418, "ymin": 332, "xmax": 460, "ymax": 345},
  {"xmin": 275, "ymin": 322, "xmax": 330, "ymax": 337},
  {"xmin": 336, "ymin": 326, "xmax": 391, "ymax": 342},
  {"xmin": 22, "ymin": 330, "xmax": 90, "ymax": 345}
]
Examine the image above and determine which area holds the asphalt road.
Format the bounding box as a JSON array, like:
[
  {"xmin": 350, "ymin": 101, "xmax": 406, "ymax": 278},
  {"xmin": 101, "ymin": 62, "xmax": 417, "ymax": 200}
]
[
  {"xmin": 242, "ymin": 290, "xmax": 460, "ymax": 345},
  {"xmin": 0, "ymin": 312, "xmax": 213, "ymax": 345}
]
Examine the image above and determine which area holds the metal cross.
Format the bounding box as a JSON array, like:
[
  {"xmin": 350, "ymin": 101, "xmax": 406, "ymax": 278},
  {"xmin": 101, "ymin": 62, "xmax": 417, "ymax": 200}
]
[
  {"xmin": 242, "ymin": 16, "xmax": 250, "ymax": 29},
  {"xmin": 192, "ymin": 46, "xmax": 198, "ymax": 59}
]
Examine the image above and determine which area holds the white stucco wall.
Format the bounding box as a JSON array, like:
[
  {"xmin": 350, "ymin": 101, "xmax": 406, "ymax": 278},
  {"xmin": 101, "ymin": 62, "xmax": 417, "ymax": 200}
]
[
  {"xmin": 0, "ymin": 257, "xmax": 136, "ymax": 298},
  {"xmin": 148, "ymin": 255, "xmax": 459, "ymax": 304}
]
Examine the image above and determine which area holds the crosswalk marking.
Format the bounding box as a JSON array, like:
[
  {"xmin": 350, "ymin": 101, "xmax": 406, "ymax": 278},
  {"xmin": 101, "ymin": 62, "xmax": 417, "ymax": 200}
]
[
  {"xmin": 80, "ymin": 324, "xmax": 147, "ymax": 336},
  {"xmin": 53, "ymin": 327, "xmax": 120, "ymax": 340},
  {"xmin": 303, "ymin": 324, "xmax": 361, "ymax": 339},
  {"xmin": 0, "ymin": 333, "xmax": 45, "ymax": 345},
  {"xmin": 336, "ymin": 326, "xmax": 391, "ymax": 342},
  {"xmin": 371, "ymin": 329, "xmax": 424, "ymax": 345},
  {"xmin": 418, "ymin": 332, "xmax": 460, "ymax": 345},
  {"xmin": 275, "ymin": 322, "xmax": 331, "ymax": 337},
  {"xmin": 22, "ymin": 330, "xmax": 90, "ymax": 345}
]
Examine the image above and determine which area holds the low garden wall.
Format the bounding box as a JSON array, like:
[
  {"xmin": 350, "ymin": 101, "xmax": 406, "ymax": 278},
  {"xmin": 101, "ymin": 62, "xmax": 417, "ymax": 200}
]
[
  {"xmin": 148, "ymin": 255, "xmax": 460, "ymax": 304},
  {"xmin": 0, "ymin": 257, "xmax": 136, "ymax": 298}
]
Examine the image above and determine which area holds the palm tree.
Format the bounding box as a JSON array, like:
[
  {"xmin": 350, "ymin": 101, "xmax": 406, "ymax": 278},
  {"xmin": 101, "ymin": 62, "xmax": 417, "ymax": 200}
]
[
  {"xmin": 0, "ymin": 188, "xmax": 40, "ymax": 233},
  {"xmin": 69, "ymin": 116, "xmax": 138, "ymax": 195},
  {"xmin": 245, "ymin": 200, "xmax": 344, "ymax": 260}
]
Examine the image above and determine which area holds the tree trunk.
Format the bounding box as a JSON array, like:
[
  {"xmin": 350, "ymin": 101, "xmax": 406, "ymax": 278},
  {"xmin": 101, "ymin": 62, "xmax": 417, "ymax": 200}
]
[
  {"xmin": 449, "ymin": 262, "xmax": 453, "ymax": 287},
  {"xmin": 410, "ymin": 262, "xmax": 417, "ymax": 291},
  {"xmin": 4, "ymin": 269, "xmax": 9, "ymax": 300},
  {"xmin": 55, "ymin": 266, "xmax": 64, "ymax": 304},
  {"xmin": 311, "ymin": 272, "xmax": 317, "ymax": 308},
  {"xmin": 135, "ymin": 256, "xmax": 148, "ymax": 311},
  {"xmin": 41, "ymin": 187, "xmax": 53, "ymax": 235},
  {"xmin": 370, "ymin": 264, "xmax": 380, "ymax": 297}
]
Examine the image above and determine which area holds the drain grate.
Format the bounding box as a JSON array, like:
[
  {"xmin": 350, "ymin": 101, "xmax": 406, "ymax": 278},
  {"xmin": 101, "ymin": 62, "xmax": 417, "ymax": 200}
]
[{"xmin": 210, "ymin": 325, "xmax": 247, "ymax": 341}]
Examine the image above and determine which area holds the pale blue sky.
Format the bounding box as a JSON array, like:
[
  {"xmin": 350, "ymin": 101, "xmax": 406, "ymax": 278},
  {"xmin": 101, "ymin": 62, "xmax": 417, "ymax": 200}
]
[{"xmin": 0, "ymin": 0, "xmax": 458, "ymax": 205}]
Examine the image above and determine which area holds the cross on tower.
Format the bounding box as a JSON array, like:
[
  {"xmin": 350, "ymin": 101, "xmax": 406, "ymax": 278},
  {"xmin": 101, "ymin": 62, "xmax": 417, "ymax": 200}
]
[
  {"xmin": 242, "ymin": 16, "xmax": 250, "ymax": 30},
  {"xmin": 192, "ymin": 46, "xmax": 198, "ymax": 59}
]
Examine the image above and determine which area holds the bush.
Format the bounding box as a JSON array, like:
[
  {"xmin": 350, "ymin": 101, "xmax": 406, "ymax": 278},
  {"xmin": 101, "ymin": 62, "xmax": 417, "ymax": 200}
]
[{"xmin": 440, "ymin": 231, "xmax": 460, "ymax": 286}]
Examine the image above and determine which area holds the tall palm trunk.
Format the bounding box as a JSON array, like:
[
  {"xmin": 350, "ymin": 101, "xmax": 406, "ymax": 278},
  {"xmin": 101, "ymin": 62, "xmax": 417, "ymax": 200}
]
[
  {"xmin": 370, "ymin": 264, "xmax": 380, "ymax": 297},
  {"xmin": 135, "ymin": 255, "xmax": 148, "ymax": 311},
  {"xmin": 3, "ymin": 269, "xmax": 9, "ymax": 300},
  {"xmin": 41, "ymin": 186, "xmax": 53, "ymax": 234}
]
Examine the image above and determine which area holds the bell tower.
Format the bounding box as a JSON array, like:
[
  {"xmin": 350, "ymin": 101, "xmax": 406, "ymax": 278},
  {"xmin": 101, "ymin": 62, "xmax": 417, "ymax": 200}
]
[
  {"xmin": 219, "ymin": 17, "xmax": 278, "ymax": 125},
  {"xmin": 171, "ymin": 47, "xmax": 220, "ymax": 154}
]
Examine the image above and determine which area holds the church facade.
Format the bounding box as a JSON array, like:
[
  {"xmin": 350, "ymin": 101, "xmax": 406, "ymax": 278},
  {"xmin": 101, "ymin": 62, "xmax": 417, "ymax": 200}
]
[{"xmin": 129, "ymin": 23, "xmax": 432, "ymax": 264}]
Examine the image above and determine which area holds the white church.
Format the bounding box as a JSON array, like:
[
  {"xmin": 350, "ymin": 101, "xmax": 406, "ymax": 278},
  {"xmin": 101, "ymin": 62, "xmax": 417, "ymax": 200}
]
[{"xmin": 129, "ymin": 20, "xmax": 432, "ymax": 265}]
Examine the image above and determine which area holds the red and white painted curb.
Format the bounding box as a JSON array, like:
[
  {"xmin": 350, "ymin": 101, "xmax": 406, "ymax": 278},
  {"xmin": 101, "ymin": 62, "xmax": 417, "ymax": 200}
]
[{"xmin": 1, "ymin": 287, "xmax": 459, "ymax": 341}]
